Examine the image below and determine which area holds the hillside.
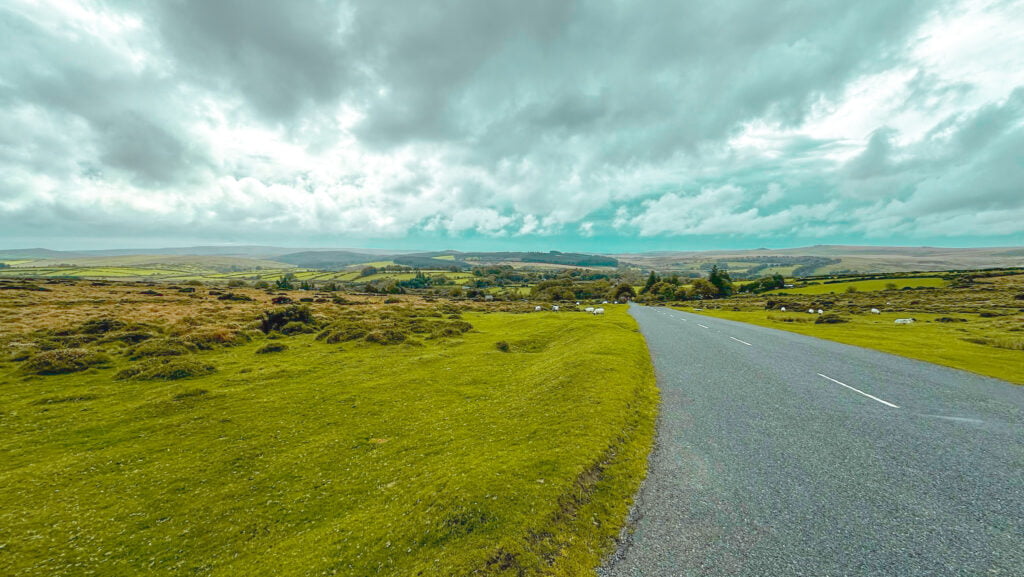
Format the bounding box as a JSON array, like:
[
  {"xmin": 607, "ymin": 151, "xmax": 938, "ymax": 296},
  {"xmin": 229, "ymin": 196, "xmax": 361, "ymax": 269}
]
[{"xmin": 619, "ymin": 245, "xmax": 1024, "ymax": 277}]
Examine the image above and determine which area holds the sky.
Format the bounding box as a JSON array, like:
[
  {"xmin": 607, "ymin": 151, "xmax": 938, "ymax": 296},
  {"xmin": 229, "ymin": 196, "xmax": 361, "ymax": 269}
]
[{"xmin": 1, "ymin": 0, "xmax": 1023, "ymax": 253}]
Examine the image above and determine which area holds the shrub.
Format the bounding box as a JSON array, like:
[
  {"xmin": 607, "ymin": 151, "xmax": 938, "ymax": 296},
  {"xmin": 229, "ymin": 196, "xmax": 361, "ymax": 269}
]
[
  {"xmin": 217, "ymin": 292, "xmax": 253, "ymax": 301},
  {"xmin": 23, "ymin": 348, "xmax": 112, "ymax": 375},
  {"xmin": 259, "ymin": 305, "xmax": 314, "ymax": 333},
  {"xmin": 256, "ymin": 343, "xmax": 288, "ymax": 354},
  {"xmin": 115, "ymin": 357, "xmax": 215, "ymax": 381},
  {"xmin": 131, "ymin": 338, "xmax": 194, "ymax": 358},
  {"xmin": 78, "ymin": 318, "xmax": 126, "ymax": 334},
  {"xmin": 495, "ymin": 340, "xmax": 510, "ymax": 352},
  {"xmin": 226, "ymin": 280, "xmax": 247, "ymax": 288},
  {"xmin": 815, "ymin": 313, "xmax": 848, "ymax": 324}
]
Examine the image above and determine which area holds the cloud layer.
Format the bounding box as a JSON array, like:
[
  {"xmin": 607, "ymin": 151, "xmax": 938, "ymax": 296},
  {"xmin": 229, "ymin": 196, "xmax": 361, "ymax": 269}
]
[{"xmin": 1, "ymin": 0, "xmax": 1022, "ymax": 249}]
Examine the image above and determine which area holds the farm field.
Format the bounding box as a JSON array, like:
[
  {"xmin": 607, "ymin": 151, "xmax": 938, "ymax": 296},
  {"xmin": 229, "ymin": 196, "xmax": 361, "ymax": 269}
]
[
  {"xmin": 0, "ymin": 282, "xmax": 656, "ymax": 576},
  {"xmin": 677, "ymin": 273, "xmax": 1024, "ymax": 384},
  {"xmin": 766, "ymin": 276, "xmax": 947, "ymax": 295}
]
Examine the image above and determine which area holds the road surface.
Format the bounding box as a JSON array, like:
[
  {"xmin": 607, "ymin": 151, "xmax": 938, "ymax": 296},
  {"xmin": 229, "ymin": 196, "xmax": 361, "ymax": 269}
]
[{"xmin": 599, "ymin": 305, "xmax": 1023, "ymax": 577}]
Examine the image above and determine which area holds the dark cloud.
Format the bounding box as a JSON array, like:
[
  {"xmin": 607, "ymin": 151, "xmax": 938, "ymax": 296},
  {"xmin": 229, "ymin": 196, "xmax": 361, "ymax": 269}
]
[{"xmin": 0, "ymin": 0, "xmax": 1022, "ymax": 248}]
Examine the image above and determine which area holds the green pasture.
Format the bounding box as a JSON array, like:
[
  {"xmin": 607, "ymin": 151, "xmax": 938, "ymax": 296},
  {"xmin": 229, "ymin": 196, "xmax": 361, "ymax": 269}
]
[
  {"xmin": 682, "ymin": 308, "xmax": 1023, "ymax": 384},
  {"xmin": 767, "ymin": 277, "xmax": 947, "ymax": 295},
  {"xmin": 0, "ymin": 308, "xmax": 657, "ymax": 576}
]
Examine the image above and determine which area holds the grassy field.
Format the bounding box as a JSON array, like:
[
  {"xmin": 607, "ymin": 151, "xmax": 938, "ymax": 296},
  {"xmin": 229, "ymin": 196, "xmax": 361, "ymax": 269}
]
[
  {"xmin": 766, "ymin": 276, "xmax": 947, "ymax": 295},
  {"xmin": 685, "ymin": 309, "xmax": 1023, "ymax": 384},
  {"xmin": 0, "ymin": 284, "xmax": 656, "ymax": 576},
  {"xmin": 677, "ymin": 273, "xmax": 1024, "ymax": 384}
]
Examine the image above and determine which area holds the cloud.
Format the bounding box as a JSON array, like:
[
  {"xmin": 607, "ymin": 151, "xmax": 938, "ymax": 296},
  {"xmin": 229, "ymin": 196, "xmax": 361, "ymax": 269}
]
[{"xmin": 0, "ymin": 0, "xmax": 1022, "ymax": 249}]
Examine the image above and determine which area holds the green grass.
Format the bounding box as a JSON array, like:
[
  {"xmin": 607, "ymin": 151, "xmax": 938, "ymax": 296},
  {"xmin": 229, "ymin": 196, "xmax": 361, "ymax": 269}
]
[
  {"xmin": 682, "ymin": 308, "xmax": 1024, "ymax": 384},
  {"xmin": 767, "ymin": 277, "xmax": 946, "ymax": 295},
  {"xmin": 0, "ymin": 308, "xmax": 657, "ymax": 576}
]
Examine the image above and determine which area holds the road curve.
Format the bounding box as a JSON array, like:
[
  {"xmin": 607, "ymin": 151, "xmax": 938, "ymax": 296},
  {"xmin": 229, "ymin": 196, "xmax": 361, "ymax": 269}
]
[{"xmin": 600, "ymin": 305, "xmax": 1024, "ymax": 577}]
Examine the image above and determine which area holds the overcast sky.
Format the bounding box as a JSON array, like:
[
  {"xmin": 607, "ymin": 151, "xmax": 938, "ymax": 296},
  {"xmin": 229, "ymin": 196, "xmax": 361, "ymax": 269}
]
[{"xmin": 2, "ymin": 0, "xmax": 1022, "ymax": 251}]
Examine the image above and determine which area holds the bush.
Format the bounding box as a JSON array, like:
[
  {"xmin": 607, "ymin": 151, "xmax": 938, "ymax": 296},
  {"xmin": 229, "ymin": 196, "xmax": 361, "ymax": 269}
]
[
  {"xmin": 495, "ymin": 340, "xmax": 510, "ymax": 352},
  {"xmin": 78, "ymin": 318, "xmax": 126, "ymax": 334},
  {"xmin": 131, "ymin": 338, "xmax": 195, "ymax": 358},
  {"xmin": 815, "ymin": 313, "xmax": 848, "ymax": 324},
  {"xmin": 23, "ymin": 348, "xmax": 112, "ymax": 375},
  {"xmin": 258, "ymin": 305, "xmax": 315, "ymax": 333},
  {"xmin": 115, "ymin": 357, "xmax": 216, "ymax": 381},
  {"xmin": 217, "ymin": 292, "xmax": 253, "ymax": 301},
  {"xmin": 227, "ymin": 280, "xmax": 247, "ymax": 288},
  {"xmin": 256, "ymin": 343, "xmax": 288, "ymax": 354}
]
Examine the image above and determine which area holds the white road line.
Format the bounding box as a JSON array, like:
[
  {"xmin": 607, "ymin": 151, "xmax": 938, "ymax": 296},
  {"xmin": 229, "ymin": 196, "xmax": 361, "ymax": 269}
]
[
  {"xmin": 817, "ymin": 373, "xmax": 900, "ymax": 408},
  {"xmin": 697, "ymin": 323, "xmax": 709, "ymax": 329},
  {"xmin": 729, "ymin": 336, "xmax": 753, "ymax": 346}
]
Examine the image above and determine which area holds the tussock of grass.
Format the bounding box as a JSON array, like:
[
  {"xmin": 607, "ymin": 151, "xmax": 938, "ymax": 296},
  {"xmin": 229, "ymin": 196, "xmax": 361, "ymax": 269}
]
[
  {"xmin": 114, "ymin": 357, "xmax": 216, "ymax": 381},
  {"xmin": 130, "ymin": 338, "xmax": 195, "ymax": 358},
  {"xmin": 255, "ymin": 342, "xmax": 288, "ymax": 354},
  {"xmin": 22, "ymin": 348, "xmax": 111, "ymax": 375}
]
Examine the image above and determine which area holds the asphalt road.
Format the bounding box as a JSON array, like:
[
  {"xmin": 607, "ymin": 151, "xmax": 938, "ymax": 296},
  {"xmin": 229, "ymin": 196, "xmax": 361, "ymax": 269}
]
[{"xmin": 599, "ymin": 305, "xmax": 1024, "ymax": 577}]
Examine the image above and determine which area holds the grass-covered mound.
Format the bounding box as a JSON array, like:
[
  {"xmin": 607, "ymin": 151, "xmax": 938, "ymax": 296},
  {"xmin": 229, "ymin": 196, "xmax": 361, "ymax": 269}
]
[
  {"xmin": 114, "ymin": 357, "xmax": 216, "ymax": 381},
  {"xmin": 21, "ymin": 348, "xmax": 111, "ymax": 375},
  {"xmin": 0, "ymin": 306, "xmax": 657, "ymax": 576}
]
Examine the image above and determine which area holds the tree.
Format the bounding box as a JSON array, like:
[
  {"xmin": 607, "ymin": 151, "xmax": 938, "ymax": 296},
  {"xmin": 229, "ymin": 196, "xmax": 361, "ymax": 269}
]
[
  {"xmin": 707, "ymin": 265, "xmax": 733, "ymax": 296},
  {"xmin": 642, "ymin": 271, "xmax": 659, "ymax": 294},
  {"xmin": 613, "ymin": 283, "xmax": 637, "ymax": 302},
  {"xmin": 690, "ymin": 278, "xmax": 719, "ymax": 299}
]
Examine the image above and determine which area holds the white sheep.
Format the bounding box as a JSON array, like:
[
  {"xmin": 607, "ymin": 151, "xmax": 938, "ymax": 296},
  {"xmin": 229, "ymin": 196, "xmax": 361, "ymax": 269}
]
[
  {"xmin": 535, "ymin": 305, "xmax": 543, "ymax": 312},
  {"xmin": 551, "ymin": 305, "xmax": 559, "ymax": 311},
  {"xmin": 602, "ymin": 300, "xmax": 609, "ymax": 304},
  {"xmin": 808, "ymin": 308, "xmax": 816, "ymax": 314},
  {"xmin": 894, "ymin": 318, "xmax": 915, "ymax": 324},
  {"xmin": 585, "ymin": 307, "xmax": 595, "ymax": 312},
  {"xmin": 780, "ymin": 306, "xmax": 786, "ymax": 312},
  {"xmin": 817, "ymin": 309, "xmax": 824, "ymax": 315},
  {"xmin": 593, "ymin": 307, "xmax": 605, "ymax": 315},
  {"xmin": 870, "ymin": 308, "xmax": 880, "ymax": 314}
]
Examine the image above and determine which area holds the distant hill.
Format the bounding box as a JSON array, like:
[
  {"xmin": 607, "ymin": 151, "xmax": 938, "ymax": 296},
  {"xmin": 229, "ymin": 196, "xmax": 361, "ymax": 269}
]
[
  {"xmin": 619, "ymin": 245, "xmax": 1024, "ymax": 277},
  {"xmin": 0, "ymin": 248, "xmax": 89, "ymax": 260},
  {"xmin": 275, "ymin": 251, "xmax": 384, "ymax": 269}
]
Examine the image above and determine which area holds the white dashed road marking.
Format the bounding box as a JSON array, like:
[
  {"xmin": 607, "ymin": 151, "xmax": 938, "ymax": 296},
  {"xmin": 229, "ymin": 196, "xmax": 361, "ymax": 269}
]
[{"xmin": 817, "ymin": 373, "xmax": 900, "ymax": 408}]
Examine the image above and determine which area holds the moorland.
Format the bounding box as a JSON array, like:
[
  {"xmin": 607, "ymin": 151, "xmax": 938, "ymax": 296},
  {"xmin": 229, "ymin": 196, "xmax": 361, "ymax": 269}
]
[{"xmin": 1, "ymin": 244, "xmax": 1022, "ymax": 576}]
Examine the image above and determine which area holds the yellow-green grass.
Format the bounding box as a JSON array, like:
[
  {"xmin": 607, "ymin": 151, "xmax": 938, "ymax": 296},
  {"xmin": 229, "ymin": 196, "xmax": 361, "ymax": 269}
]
[
  {"xmin": 0, "ymin": 309, "xmax": 657, "ymax": 576},
  {"xmin": 767, "ymin": 277, "xmax": 947, "ymax": 295},
  {"xmin": 433, "ymin": 255, "xmax": 456, "ymax": 261},
  {"xmin": 681, "ymin": 308, "xmax": 1023, "ymax": 385}
]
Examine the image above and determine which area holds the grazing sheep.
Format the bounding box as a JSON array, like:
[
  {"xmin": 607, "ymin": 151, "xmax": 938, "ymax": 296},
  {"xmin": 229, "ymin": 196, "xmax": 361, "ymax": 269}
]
[
  {"xmin": 585, "ymin": 307, "xmax": 595, "ymax": 312},
  {"xmin": 593, "ymin": 307, "xmax": 605, "ymax": 315},
  {"xmin": 894, "ymin": 318, "xmax": 915, "ymax": 324},
  {"xmin": 808, "ymin": 309, "xmax": 816, "ymax": 314},
  {"xmin": 780, "ymin": 306, "xmax": 786, "ymax": 312},
  {"xmin": 602, "ymin": 300, "xmax": 609, "ymax": 304},
  {"xmin": 817, "ymin": 309, "xmax": 824, "ymax": 314},
  {"xmin": 535, "ymin": 305, "xmax": 543, "ymax": 312},
  {"xmin": 551, "ymin": 305, "xmax": 559, "ymax": 311},
  {"xmin": 870, "ymin": 308, "xmax": 881, "ymax": 314}
]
